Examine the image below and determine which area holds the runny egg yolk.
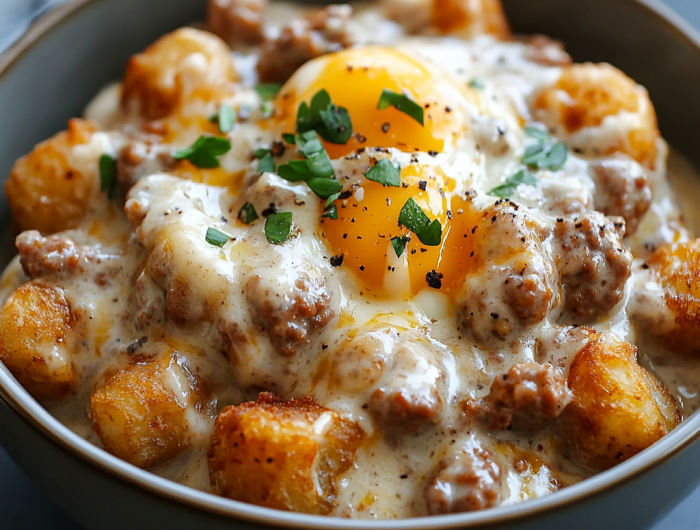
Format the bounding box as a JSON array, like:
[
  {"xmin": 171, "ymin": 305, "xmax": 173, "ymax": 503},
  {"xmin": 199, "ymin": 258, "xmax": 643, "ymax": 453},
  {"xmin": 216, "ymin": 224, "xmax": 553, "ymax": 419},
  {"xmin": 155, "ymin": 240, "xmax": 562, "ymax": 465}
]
[
  {"xmin": 277, "ymin": 47, "xmax": 468, "ymax": 159},
  {"xmin": 322, "ymin": 165, "xmax": 480, "ymax": 298}
]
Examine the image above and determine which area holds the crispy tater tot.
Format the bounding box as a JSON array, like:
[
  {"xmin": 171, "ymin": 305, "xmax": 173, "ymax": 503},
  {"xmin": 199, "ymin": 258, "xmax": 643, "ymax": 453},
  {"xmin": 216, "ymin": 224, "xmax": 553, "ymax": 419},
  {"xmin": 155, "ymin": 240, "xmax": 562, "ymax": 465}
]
[
  {"xmin": 121, "ymin": 27, "xmax": 238, "ymax": 120},
  {"xmin": 0, "ymin": 282, "xmax": 74, "ymax": 400},
  {"xmin": 533, "ymin": 63, "xmax": 660, "ymax": 168},
  {"xmin": 91, "ymin": 351, "xmax": 203, "ymax": 468},
  {"xmin": 558, "ymin": 333, "xmax": 680, "ymax": 469},
  {"xmin": 631, "ymin": 239, "xmax": 700, "ymax": 355},
  {"xmin": 209, "ymin": 392, "xmax": 364, "ymax": 514},
  {"xmin": 5, "ymin": 119, "xmax": 97, "ymax": 234},
  {"xmin": 430, "ymin": 0, "xmax": 510, "ymax": 39}
]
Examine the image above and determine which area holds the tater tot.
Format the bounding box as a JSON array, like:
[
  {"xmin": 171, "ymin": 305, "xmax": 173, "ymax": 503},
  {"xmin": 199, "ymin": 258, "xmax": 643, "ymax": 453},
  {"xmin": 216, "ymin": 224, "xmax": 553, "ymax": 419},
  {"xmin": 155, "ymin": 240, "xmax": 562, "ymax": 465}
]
[
  {"xmin": 430, "ymin": 0, "xmax": 511, "ymax": 39},
  {"xmin": 5, "ymin": 119, "xmax": 97, "ymax": 234},
  {"xmin": 533, "ymin": 63, "xmax": 660, "ymax": 168},
  {"xmin": 635, "ymin": 239, "xmax": 700, "ymax": 355},
  {"xmin": 209, "ymin": 392, "xmax": 365, "ymax": 514},
  {"xmin": 90, "ymin": 351, "xmax": 203, "ymax": 468},
  {"xmin": 121, "ymin": 27, "xmax": 238, "ymax": 120},
  {"xmin": 0, "ymin": 282, "xmax": 74, "ymax": 400},
  {"xmin": 558, "ymin": 333, "xmax": 680, "ymax": 470}
]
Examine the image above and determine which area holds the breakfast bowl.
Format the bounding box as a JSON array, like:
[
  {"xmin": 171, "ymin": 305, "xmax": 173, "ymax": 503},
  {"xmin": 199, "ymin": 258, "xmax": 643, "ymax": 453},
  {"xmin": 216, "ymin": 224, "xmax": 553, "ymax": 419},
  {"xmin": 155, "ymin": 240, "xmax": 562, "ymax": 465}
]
[{"xmin": 2, "ymin": 0, "xmax": 700, "ymax": 528}]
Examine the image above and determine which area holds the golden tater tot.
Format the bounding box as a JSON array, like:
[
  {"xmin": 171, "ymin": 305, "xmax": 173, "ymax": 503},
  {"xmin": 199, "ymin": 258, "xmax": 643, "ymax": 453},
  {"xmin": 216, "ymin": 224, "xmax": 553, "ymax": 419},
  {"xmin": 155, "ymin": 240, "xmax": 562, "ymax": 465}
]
[
  {"xmin": 209, "ymin": 392, "xmax": 365, "ymax": 514},
  {"xmin": 91, "ymin": 351, "xmax": 203, "ymax": 468},
  {"xmin": 635, "ymin": 239, "xmax": 700, "ymax": 355},
  {"xmin": 5, "ymin": 119, "xmax": 97, "ymax": 234},
  {"xmin": 533, "ymin": 63, "xmax": 660, "ymax": 168},
  {"xmin": 558, "ymin": 333, "xmax": 680, "ymax": 470},
  {"xmin": 0, "ymin": 282, "xmax": 74, "ymax": 400},
  {"xmin": 121, "ymin": 27, "xmax": 238, "ymax": 120},
  {"xmin": 430, "ymin": 0, "xmax": 511, "ymax": 39}
]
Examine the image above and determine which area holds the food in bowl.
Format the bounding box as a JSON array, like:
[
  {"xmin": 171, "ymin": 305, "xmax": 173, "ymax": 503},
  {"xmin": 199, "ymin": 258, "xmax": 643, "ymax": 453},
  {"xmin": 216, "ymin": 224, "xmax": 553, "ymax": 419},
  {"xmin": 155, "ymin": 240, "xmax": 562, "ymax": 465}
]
[{"xmin": 1, "ymin": 0, "xmax": 699, "ymax": 519}]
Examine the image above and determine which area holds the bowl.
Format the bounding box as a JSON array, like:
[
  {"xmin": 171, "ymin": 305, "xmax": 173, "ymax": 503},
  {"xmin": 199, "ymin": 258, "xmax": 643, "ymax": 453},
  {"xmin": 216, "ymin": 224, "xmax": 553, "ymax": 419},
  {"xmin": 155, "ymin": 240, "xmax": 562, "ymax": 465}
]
[{"xmin": 2, "ymin": 0, "xmax": 700, "ymax": 529}]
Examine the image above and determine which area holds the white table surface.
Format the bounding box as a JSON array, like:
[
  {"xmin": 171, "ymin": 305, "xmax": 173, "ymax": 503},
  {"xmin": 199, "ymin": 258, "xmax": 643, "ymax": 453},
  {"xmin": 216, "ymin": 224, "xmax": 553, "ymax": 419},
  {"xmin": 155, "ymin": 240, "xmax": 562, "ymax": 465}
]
[{"xmin": 1, "ymin": 0, "xmax": 700, "ymax": 528}]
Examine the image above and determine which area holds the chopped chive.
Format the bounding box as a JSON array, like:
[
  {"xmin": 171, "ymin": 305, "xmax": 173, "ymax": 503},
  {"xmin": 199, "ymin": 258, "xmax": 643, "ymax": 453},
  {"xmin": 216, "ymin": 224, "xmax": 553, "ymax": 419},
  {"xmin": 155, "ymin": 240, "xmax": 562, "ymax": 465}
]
[
  {"xmin": 258, "ymin": 154, "xmax": 275, "ymax": 173},
  {"xmin": 416, "ymin": 219, "xmax": 442, "ymax": 246},
  {"xmin": 487, "ymin": 169, "xmax": 538, "ymax": 198},
  {"xmin": 377, "ymin": 89, "xmax": 424, "ymax": 126},
  {"xmin": 322, "ymin": 204, "xmax": 338, "ymax": 220},
  {"xmin": 391, "ymin": 235, "xmax": 408, "ymax": 258},
  {"xmin": 264, "ymin": 211, "xmax": 293, "ymax": 244},
  {"xmin": 307, "ymin": 178, "xmax": 343, "ymax": 199},
  {"xmin": 173, "ymin": 135, "xmax": 231, "ymax": 168},
  {"xmin": 205, "ymin": 227, "xmax": 230, "ymax": 247},
  {"xmin": 238, "ymin": 203, "xmax": 258, "ymax": 224},
  {"xmin": 217, "ymin": 102, "xmax": 236, "ymax": 133},
  {"xmin": 282, "ymin": 133, "xmax": 296, "ymax": 144},
  {"xmin": 99, "ymin": 154, "xmax": 117, "ymax": 200},
  {"xmin": 398, "ymin": 198, "xmax": 431, "ymax": 234},
  {"xmin": 364, "ymin": 159, "xmax": 401, "ymax": 187},
  {"xmin": 255, "ymin": 83, "xmax": 281, "ymax": 101},
  {"xmin": 469, "ymin": 78, "xmax": 485, "ymax": 90}
]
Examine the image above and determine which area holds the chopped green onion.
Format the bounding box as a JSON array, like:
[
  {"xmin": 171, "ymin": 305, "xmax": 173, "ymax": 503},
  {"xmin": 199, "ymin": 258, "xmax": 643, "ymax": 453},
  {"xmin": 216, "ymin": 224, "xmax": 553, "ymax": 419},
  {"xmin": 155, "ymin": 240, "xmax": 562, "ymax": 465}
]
[
  {"xmin": 307, "ymin": 178, "xmax": 343, "ymax": 199},
  {"xmin": 487, "ymin": 169, "xmax": 538, "ymax": 198},
  {"xmin": 205, "ymin": 227, "xmax": 230, "ymax": 247},
  {"xmin": 258, "ymin": 154, "xmax": 276, "ymax": 173},
  {"xmin": 255, "ymin": 83, "xmax": 281, "ymax": 101},
  {"xmin": 364, "ymin": 159, "xmax": 401, "ymax": 187},
  {"xmin": 322, "ymin": 204, "xmax": 338, "ymax": 220},
  {"xmin": 468, "ymin": 78, "xmax": 485, "ymax": 90},
  {"xmin": 238, "ymin": 203, "xmax": 258, "ymax": 224},
  {"xmin": 99, "ymin": 154, "xmax": 117, "ymax": 200},
  {"xmin": 377, "ymin": 89, "xmax": 424, "ymax": 126},
  {"xmin": 391, "ymin": 235, "xmax": 408, "ymax": 258},
  {"xmin": 173, "ymin": 135, "xmax": 231, "ymax": 168},
  {"xmin": 264, "ymin": 211, "xmax": 293, "ymax": 244},
  {"xmin": 282, "ymin": 133, "xmax": 296, "ymax": 144},
  {"xmin": 217, "ymin": 102, "xmax": 236, "ymax": 133}
]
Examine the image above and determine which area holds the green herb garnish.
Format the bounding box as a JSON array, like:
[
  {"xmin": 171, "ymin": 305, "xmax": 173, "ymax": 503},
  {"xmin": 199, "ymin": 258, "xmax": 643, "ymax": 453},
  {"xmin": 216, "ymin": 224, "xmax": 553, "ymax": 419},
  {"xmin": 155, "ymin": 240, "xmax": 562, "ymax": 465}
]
[
  {"xmin": 258, "ymin": 154, "xmax": 275, "ymax": 173},
  {"xmin": 264, "ymin": 211, "xmax": 293, "ymax": 244},
  {"xmin": 296, "ymin": 89, "xmax": 353, "ymax": 144},
  {"xmin": 377, "ymin": 89, "xmax": 424, "ymax": 126},
  {"xmin": 398, "ymin": 198, "xmax": 442, "ymax": 246},
  {"xmin": 255, "ymin": 83, "xmax": 281, "ymax": 101},
  {"xmin": 469, "ymin": 78, "xmax": 485, "ymax": 90},
  {"xmin": 282, "ymin": 133, "xmax": 296, "ymax": 144},
  {"xmin": 261, "ymin": 101, "xmax": 274, "ymax": 118},
  {"xmin": 99, "ymin": 154, "xmax": 117, "ymax": 200},
  {"xmin": 238, "ymin": 203, "xmax": 258, "ymax": 224},
  {"xmin": 173, "ymin": 136, "xmax": 231, "ymax": 168},
  {"xmin": 325, "ymin": 192, "xmax": 341, "ymax": 208},
  {"xmin": 308, "ymin": 178, "xmax": 343, "ymax": 199},
  {"xmin": 217, "ymin": 102, "xmax": 236, "ymax": 133},
  {"xmin": 277, "ymin": 130, "xmax": 335, "ymax": 182},
  {"xmin": 322, "ymin": 204, "xmax": 338, "ymax": 220},
  {"xmin": 205, "ymin": 227, "xmax": 230, "ymax": 247},
  {"xmin": 487, "ymin": 169, "xmax": 538, "ymax": 198},
  {"xmin": 522, "ymin": 126, "xmax": 568, "ymax": 171},
  {"xmin": 391, "ymin": 235, "xmax": 409, "ymax": 258},
  {"xmin": 365, "ymin": 159, "xmax": 401, "ymax": 187}
]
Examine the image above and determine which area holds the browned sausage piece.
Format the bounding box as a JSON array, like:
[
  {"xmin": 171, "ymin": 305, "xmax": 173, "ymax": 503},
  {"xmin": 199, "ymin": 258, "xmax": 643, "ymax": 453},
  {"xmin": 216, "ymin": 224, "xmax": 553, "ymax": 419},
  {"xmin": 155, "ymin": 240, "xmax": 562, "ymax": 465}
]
[
  {"xmin": 425, "ymin": 445, "xmax": 501, "ymax": 515},
  {"xmin": 256, "ymin": 5, "xmax": 355, "ymax": 83},
  {"xmin": 466, "ymin": 362, "xmax": 571, "ymax": 432},
  {"xmin": 589, "ymin": 153, "xmax": 652, "ymax": 236},
  {"xmin": 206, "ymin": 0, "xmax": 267, "ymax": 46},
  {"xmin": 117, "ymin": 136, "xmax": 175, "ymax": 192},
  {"xmin": 553, "ymin": 212, "xmax": 632, "ymax": 323},
  {"xmin": 246, "ymin": 269, "xmax": 335, "ymax": 356}
]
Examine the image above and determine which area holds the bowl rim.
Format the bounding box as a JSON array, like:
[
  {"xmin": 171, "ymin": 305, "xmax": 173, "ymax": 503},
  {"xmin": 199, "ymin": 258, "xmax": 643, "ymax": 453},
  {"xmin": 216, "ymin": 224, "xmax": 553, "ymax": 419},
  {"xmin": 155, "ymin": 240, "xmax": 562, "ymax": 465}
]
[{"xmin": 2, "ymin": 0, "xmax": 700, "ymax": 527}]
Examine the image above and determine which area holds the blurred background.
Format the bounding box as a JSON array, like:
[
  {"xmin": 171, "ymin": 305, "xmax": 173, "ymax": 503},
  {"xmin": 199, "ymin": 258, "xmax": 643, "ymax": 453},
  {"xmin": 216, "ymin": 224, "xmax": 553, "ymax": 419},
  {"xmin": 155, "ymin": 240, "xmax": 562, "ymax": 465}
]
[{"xmin": 1, "ymin": 0, "xmax": 700, "ymax": 528}]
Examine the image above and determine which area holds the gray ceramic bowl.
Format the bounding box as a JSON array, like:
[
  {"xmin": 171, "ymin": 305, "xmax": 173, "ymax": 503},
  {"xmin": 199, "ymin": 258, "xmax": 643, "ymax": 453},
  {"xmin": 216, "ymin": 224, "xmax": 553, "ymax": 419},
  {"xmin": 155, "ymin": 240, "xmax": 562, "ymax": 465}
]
[{"xmin": 2, "ymin": 0, "xmax": 700, "ymax": 529}]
